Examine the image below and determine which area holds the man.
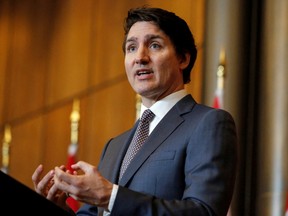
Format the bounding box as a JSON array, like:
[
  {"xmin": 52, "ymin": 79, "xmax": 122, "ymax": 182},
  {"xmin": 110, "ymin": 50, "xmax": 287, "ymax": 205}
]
[{"xmin": 32, "ymin": 7, "xmax": 237, "ymax": 216}]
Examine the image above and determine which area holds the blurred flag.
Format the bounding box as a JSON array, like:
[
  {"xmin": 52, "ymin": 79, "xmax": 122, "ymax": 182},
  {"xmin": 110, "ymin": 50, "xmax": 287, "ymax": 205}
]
[
  {"xmin": 66, "ymin": 99, "xmax": 80, "ymax": 212},
  {"xmin": 213, "ymin": 50, "xmax": 232, "ymax": 216},
  {"xmin": 213, "ymin": 86, "xmax": 223, "ymax": 109},
  {"xmin": 213, "ymin": 49, "xmax": 225, "ymax": 109},
  {"xmin": 66, "ymin": 143, "xmax": 78, "ymax": 174},
  {"xmin": 1, "ymin": 125, "xmax": 12, "ymax": 174}
]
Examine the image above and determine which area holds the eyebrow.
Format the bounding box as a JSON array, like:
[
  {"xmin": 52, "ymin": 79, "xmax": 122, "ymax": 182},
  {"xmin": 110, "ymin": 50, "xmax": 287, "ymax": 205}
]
[{"xmin": 126, "ymin": 34, "xmax": 164, "ymax": 44}]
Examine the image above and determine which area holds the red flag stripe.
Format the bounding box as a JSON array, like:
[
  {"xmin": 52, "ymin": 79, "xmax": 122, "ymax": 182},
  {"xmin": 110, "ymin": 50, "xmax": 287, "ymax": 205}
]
[
  {"xmin": 213, "ymin": 88, "xmax": 223, "ymax": 109},
  {"xmin": 66, "ymin": 143, "xmax": 79, "ymax": 212}
]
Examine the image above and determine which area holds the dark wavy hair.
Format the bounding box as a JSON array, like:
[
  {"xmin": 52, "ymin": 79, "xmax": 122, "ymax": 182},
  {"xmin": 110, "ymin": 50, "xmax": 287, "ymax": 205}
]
[{"xmin": 122, "ymin": 6, "xmax": 197, "ymax": 84}]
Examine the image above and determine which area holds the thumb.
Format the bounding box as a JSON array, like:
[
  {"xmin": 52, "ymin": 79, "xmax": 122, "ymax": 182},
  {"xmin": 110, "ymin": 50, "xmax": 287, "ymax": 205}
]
[{"xmin": 71, "ymin": 161, "xmax": 95, "ymax": 173}]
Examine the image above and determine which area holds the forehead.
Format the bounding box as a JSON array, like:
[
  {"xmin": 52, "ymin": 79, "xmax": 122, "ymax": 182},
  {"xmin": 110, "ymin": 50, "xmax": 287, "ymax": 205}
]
[{"xmin": 127, "ymin": 21, "xmax": 166, "ymax": 39}]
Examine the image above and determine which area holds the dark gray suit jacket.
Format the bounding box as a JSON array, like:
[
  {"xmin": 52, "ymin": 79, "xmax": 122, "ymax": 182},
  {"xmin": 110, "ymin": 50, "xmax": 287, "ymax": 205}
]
[{"xmin": 77, "ymin": 95, "xmax": 238, "ymax": 216}]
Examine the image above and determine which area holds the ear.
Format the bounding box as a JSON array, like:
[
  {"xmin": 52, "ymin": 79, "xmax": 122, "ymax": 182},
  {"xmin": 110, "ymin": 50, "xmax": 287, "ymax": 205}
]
[{"xmin": 179, "ymin": 53, "xmax": 191, "ymax": 70}]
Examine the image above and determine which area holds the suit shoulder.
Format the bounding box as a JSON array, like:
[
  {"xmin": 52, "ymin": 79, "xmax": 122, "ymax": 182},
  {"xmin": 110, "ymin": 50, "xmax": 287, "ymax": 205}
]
[{"xmin": 185, "ymin": 103, "xmax": 236, "ymax": 126}]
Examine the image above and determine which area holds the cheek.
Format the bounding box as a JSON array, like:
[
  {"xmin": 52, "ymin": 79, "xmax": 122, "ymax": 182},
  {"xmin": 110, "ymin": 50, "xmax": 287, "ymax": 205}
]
[
  {"xmin": 158, "ymin": 60, "xmax": 182, "ymax": 82},
  {"xmin": 157, "ymin": 52, "xmax": 179, "ymax": 68},
  {"xmin": 157, "ymin": 57, "xmax": 178, "ymax": 74},
  {"xmin": 124, "ymin": 57, "xmax": 132, "ymax": 72},
  {"xmin": 124, "ymin": 56, "xmax": 128, "ymax": 67},
  {"xmin": 125, "ymin": 52, "xmax": 135, "ymax": 63},
  {"xmin": 124, "ymin": 59, "xmax": 134, "ymax": 83}
]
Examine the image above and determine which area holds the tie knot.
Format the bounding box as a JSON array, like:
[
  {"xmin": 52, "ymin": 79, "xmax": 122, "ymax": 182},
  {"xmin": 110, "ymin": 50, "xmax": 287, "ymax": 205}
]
[{"xmin": 141, "ymin": 109, "xmax": 155, "ymax": 123}]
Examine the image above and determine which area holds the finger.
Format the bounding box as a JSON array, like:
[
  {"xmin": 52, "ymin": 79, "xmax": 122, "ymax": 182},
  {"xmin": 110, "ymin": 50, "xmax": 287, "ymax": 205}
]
[
  {"xmin": 54, "ymin": 167, "xmax": 81, "ymax": 198},
  {"xmin": 31, "ymin": 164, "xmax": 43, "ymax": 188},
  {"xmin": 65, "ymin": 169, "xmax": 78, "ymax": 176},
  {"xmin": 47, "ymin": 183, "xmax": 60, "ymax": 201},
  {"xmin": 59, "ymin": 165, "xmax": 67, "ymax": 171},
  {"xmin": 72, "ymin": 170, "xmax": 78, "ymax": 175},
  {"xmin": 36, "ymin": 170, "xmax": 55, "ymax": 195},
  {"xmin": 54, "ymin": 167, "xmax": 74, "ymax": 188},
  {"xmin": 71, "ymin": 161, "xmax": 95, "ymax": 173},
  {"xmin": 47, "ymin": 184, "xmax": 68, "ymax": 208}
]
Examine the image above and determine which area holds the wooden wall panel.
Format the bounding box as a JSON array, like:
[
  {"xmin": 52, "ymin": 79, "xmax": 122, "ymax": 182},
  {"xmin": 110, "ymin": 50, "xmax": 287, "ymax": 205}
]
[
  {"xmin": 0, "ymin": 1, "xmax": 10, "ymax": 124},
  {"xmin": 45, "ymin": 0, "xmax": 95, "ymax": 105},
  {"xmin": 8, "ymin": 117, "xmax": 44, "ymax": 186},
  {"xmin": 41, "ymin": 104, "xmax": 71, "ymax": 171},
  {"xmin": 2, "ymin": 1, "xmax": 60, "ymax": 122},
  {"xmin": 79, "ymin": 80, "xmax": 136, "ymax": 166},
  {"xmin": 88, "ymin": 1, "xmax": 141, "ymax": 86},
  {"xmin": 0, "ymin": 0, "xmax": 205, "ymax": 190}
]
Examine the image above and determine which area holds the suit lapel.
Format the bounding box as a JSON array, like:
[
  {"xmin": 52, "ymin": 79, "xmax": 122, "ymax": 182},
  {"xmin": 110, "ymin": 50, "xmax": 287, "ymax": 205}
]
[
  {"xmin": 119, "ymin": 95, "xmax": 196, "ymax": 186},
  {"xmin": 98, "ymin": 122, "xmax": 138, "ymax": 183}
]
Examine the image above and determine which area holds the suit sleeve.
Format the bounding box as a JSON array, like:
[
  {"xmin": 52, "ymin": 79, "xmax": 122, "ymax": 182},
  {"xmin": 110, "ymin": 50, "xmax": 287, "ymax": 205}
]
[{"xmin": 111, "ymin": 109, "xmax": 238, "ymax": 216}]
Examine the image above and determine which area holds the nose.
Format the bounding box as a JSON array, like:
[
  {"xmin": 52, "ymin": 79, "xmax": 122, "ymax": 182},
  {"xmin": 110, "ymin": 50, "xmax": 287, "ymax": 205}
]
[{"xmin": 135, "ymin": 46, "xmax": 149, "ymax": 65}]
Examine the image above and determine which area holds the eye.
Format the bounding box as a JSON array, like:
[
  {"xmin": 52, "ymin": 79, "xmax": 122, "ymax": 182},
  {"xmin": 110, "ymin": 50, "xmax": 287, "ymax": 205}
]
[
  {"xmin": 126, "ymin": 44, "xmax": 137, "ymax": 53},
  {"xmin": 150, "ymin": 42, "xmax": 161, "ymax": 49}
]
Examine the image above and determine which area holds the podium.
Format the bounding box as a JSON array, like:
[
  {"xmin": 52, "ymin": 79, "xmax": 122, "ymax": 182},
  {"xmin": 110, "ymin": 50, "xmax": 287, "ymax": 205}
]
[{"xmin": 0, "ymin": 170, "xmax": 73, "ymax": 215}]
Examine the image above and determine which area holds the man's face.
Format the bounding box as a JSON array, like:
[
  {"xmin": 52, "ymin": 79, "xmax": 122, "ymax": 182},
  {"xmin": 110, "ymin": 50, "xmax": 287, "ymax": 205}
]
[{"xmin": 124, "ymin": 21, "xmax": 189, "ymax": 104}]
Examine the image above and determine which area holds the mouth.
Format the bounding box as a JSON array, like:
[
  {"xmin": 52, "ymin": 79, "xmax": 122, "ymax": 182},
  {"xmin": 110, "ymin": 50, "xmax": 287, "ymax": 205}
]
[{"xmin": 136, "ymin": 69, "xmax": 153, "ymax": 76}]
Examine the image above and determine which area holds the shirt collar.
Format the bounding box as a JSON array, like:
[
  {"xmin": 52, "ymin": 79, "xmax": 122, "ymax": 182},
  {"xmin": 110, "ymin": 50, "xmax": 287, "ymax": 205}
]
[{"xmin": 140, "ymin": 89, "xmax": 188, "ymax": 120}]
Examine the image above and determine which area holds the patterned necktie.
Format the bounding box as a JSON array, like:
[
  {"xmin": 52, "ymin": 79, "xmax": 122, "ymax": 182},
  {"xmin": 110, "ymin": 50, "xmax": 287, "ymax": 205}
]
[{"xmin": 119, "ymin": 109, "xmax": 155, "ymax": 180}]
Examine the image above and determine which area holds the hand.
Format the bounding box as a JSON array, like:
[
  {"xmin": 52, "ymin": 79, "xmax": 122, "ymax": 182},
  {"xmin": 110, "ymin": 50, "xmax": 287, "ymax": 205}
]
[
  {"xmin": 32, "ymin": 164, "xmax": 70, "ymax": 210},
  {"xmin": 53, "ymin": 161, "xmax": 113, "ymax": 210}
]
